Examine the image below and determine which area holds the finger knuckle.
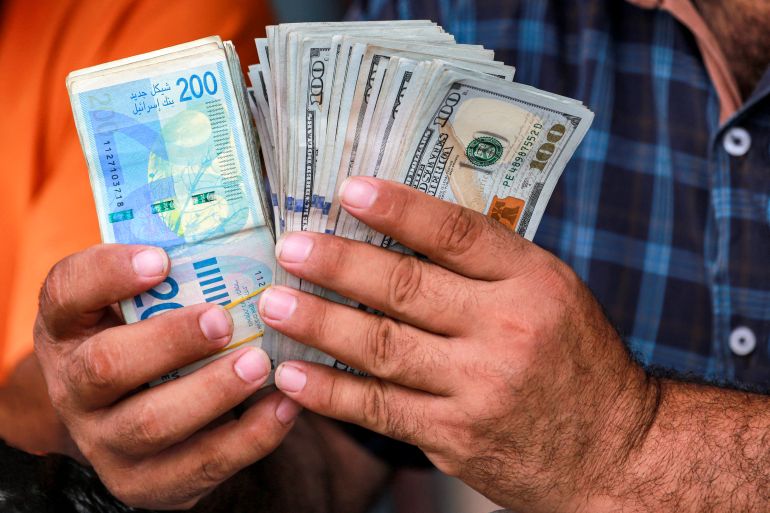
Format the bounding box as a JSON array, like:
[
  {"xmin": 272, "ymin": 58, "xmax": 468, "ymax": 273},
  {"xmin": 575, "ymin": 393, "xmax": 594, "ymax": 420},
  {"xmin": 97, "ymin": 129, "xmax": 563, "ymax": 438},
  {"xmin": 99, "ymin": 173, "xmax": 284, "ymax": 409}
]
[
  {"xmin": 50, "ymin": 359, "xmax": 73, "ymax": 408},
  {"xmin": 387, "ymin": 256, "xmax": 423, "ymax": 311},
  {"xmin": 117, "ymin": 402, "xmax": 166, "ymax": 453},
  {"xmin": 198, "ymin": 445, "xmax": 232, "ymax": 487},
  {"xmin": 361, "ymin": 379, "xmax": 388, "ymax": 430},
  {"xmin": 77, "ymin": 341, "xmax": 118, "ymax": 393},
  {"xmin": 385, "ymin": 407, "xmax": 411, "ymax": 442},
  {"xmin": 434, "ymin": 206, "xmax": 483, "ymax": 258},
  {"xmin": 322, "ymin": 372, "xmax": 342, "ymax": 413},
  {"xmin": 38, "ymin": 259, "xmax": 76, "ymax": 328},
  {"xmin": 242, "ymin": 423, "xmax": 272, "ymax": 457},
  {"xmin": 315, "ymin": 300, "xmax": 336, "ymax": 342},
  {"xmin": 33, "ymin": 315, "xmax": 53, "ymax": 352},
  {"xmin": 321, "ymin": 237, "xmax": 350, "ymax": 282},
  {"xmin": 552, "ymin": 256, "xmax": 582, "ymax": 292},
  {"xmin": 525, "ymin": 252, "xmax": 579, "ymax": 304},
  {"xmin": 363, "ymin": 317, "xmax": 401, "ymax": 374},
  {"xmin": 387, "ymin": 398, "xmax": 426, "ymax": 444},
  {"xmin": 47, "ymin": 380, "xmax": 70, "ymax": 411}
]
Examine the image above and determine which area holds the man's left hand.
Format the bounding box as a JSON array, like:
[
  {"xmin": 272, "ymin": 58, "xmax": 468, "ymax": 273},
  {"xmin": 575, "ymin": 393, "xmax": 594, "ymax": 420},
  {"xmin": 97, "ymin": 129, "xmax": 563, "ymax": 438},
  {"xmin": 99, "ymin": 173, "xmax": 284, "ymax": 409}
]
[{"xmin": 259, "ymin": 177, "xmax": 660, "ymax": 512}]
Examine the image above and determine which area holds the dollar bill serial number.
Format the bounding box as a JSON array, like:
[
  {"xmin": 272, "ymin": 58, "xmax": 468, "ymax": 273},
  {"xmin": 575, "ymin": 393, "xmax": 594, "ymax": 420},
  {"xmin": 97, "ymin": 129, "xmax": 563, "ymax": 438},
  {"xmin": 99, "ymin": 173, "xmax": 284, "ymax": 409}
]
[
  {"xmin": 505, "ymin": 122, "xmax": 542, "ymax": 185},
  {"xmin": 505, "ymin": 122, "xmax": 567, "ymax": 186}
]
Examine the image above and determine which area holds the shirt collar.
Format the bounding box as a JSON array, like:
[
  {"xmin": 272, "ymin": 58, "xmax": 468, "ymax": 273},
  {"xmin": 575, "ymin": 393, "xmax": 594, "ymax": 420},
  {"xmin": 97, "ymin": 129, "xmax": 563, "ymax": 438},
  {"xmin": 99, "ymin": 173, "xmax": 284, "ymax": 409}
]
[
  {"xmin": 626, "ymin": 0, "xmax": 741, "ymax": 123},
  {"xmin": 740, "ymin": 66, "xmax": 770, "ymax": 119}
]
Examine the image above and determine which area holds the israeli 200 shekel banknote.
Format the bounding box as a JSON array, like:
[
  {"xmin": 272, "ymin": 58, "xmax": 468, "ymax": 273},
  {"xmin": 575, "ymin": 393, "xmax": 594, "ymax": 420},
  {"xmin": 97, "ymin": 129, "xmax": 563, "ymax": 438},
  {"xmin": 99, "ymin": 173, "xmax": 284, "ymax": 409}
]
[{"xmin": 68, "ymin": 37, "xmax": 276, "ymax": 384}]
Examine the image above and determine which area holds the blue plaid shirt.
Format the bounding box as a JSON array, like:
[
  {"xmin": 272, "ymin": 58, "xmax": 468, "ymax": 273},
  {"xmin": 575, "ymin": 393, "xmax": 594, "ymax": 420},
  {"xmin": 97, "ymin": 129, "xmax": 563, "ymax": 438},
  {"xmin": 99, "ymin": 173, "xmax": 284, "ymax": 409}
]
[{"xmin": 351, "ymin": 0, "xmax": 770, "ymax": 388}]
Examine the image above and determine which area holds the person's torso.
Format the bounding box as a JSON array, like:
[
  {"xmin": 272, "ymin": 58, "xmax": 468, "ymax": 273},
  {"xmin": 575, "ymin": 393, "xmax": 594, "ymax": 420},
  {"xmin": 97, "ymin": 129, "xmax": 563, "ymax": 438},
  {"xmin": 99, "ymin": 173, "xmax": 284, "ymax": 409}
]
[{"xmin": 352, "ymin": 0, "xmax": 770, "ymax": 388}]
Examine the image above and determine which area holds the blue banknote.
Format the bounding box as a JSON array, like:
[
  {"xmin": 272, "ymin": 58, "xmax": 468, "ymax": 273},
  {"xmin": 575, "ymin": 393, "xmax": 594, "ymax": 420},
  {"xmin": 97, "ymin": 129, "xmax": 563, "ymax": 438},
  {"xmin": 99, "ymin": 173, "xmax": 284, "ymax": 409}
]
[{"xmin": 68, "ymin": 38, "xmax": 275, "ymax": 382}]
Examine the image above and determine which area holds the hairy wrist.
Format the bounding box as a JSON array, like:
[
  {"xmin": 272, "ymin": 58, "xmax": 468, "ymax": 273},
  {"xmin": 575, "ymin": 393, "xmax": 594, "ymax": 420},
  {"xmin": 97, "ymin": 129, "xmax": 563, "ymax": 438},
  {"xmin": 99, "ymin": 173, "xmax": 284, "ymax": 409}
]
[
  {"xmin": 485, "ymin": 322, "xmax": 665, "ymax": 513},
  {"xmin": 565, "ymin": 360, "xmax": 663, "ymax": 513},
  {"xmin": 580, "ymin": 377, "xmax": 770, "ymax": 512}
]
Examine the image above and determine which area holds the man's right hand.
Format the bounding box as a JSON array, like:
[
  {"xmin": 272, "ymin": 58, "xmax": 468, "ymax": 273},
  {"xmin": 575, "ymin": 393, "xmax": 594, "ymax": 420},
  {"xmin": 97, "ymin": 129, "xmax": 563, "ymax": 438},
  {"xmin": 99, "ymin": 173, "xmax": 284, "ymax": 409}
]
[{"xmin": 33, "ymin": 244, "xmax": 301, "ymax": 510}]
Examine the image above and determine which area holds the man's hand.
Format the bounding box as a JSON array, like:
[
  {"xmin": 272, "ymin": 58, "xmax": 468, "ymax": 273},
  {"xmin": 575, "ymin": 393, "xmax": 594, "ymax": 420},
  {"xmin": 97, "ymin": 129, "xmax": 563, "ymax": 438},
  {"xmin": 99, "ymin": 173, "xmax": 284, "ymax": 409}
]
[
  {"xmin": 260, "ymin": 177, "xmax": 660, "ymax": 512},
  {"xmin": 34, "ymin": 244, "xmax": 301, "ymax": 510}
]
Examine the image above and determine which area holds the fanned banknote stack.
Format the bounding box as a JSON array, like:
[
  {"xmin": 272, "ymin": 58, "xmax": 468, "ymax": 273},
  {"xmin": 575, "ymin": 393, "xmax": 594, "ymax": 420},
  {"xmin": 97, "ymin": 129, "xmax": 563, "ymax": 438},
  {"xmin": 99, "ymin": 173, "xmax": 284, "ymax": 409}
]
[
  {"xmin": 245, "ymin": 21, "xmax": 594, "ymax": 369},
  {"xmin": 68, "ymin": 22, "xmax": 593, "ymax": 384}
]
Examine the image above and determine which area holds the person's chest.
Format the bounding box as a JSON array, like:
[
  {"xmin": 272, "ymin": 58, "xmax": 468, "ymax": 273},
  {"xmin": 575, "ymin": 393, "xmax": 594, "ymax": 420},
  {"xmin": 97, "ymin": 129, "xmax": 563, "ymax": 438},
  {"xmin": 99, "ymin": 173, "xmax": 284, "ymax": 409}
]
[{"xmin": 355, "ymin": 0, "xmax": 770, "ymax": 387}]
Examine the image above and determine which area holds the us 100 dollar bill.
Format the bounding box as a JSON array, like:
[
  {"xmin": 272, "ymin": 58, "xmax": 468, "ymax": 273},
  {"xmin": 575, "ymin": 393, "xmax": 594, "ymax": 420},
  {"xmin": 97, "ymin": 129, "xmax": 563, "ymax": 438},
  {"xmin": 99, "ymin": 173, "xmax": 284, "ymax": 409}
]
[{"xmin": 385, "ymin": 70, "xmax": 593, "ymax": 243}]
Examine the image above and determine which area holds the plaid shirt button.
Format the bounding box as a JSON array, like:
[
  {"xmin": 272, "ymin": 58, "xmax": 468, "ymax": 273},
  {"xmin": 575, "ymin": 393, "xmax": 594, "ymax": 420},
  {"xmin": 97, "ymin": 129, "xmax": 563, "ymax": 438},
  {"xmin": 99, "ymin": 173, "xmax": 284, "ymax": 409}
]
[
  {"xmin": 723, "ymin": 127, "xmax": 752, "ymax": 157},
  {"xmin": 729, "ymin": 326, "xmax": 757, "ymax": 356}
]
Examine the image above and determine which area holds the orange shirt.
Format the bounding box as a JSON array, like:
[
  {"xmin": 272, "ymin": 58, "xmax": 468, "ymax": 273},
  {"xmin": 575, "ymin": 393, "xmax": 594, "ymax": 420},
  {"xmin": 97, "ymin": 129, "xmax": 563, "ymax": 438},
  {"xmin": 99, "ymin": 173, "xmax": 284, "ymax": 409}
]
[{"xmin": 0, "ymin": 0, "xmax": 274, "ymax": 381}]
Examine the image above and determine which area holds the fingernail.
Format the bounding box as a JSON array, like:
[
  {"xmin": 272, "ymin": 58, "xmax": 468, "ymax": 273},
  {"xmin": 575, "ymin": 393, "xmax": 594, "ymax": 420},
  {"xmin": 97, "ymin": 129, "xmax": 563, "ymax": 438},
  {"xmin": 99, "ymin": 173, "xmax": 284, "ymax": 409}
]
[
  {"xmin": 275, "ymin": 397, "xmax": 302, "ymax": 425},
  {"xmin": 199, "ymin": 307, "xmax": 233, "ymax": 345},
  {"xmin": 275, "ymin": 233, "xmax": 314, "ymax": 263},
  {"xmin": 259, "ymin": 287, "xmax": 297, "ymax": 321},
  {"xmin": 132, "ymin": 248, "xmax": 167, "ymax": 277},
  {"xmin": 234, "ymin": 348, "xmax": 271, "ymax": 384},
  {"xmin": 339, "ymin": 178, "xmax": 377, "ymax": 209},
  {"xmin": 275, "ymin": 364, "xmax": 307, "ymax": 393}
]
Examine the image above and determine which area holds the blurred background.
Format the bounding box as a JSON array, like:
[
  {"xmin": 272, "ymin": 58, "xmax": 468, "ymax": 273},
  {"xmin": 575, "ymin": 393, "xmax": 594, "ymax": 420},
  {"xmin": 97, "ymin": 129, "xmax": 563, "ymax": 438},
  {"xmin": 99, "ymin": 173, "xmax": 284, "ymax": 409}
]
[{"xmin": 271, "ymin": 0, "xmax": 349, "ymax": 23}]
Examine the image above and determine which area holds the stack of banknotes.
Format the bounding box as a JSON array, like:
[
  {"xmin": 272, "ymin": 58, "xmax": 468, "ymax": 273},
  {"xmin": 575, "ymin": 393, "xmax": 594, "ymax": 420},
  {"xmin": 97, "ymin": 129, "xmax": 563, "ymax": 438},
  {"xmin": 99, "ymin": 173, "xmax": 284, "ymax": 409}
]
[{"xmin": 67, "ymin": 22, "xmax": 593, "ymax": 384}]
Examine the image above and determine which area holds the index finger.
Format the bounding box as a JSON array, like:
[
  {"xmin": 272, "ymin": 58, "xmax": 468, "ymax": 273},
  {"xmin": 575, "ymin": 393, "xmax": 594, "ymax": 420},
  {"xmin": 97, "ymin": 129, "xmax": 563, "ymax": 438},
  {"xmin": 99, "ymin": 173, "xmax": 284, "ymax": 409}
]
[
  {"xmin": 275, "ymin": 361, "xmax": 435, "ymax": 449},
  {"xmin": 39, "ymin": 244, "xmax": 169, "ymax": 338},
  {"xmin": 337, "ymin": 177, "xmax": 532, "ymax": 281}
]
